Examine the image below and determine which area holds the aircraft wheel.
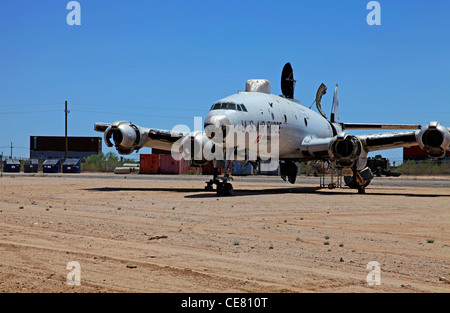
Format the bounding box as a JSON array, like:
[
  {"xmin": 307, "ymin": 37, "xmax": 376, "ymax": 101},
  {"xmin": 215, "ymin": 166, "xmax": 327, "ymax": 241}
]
[
  {"xmin": 224, "ymin": 183, "xmax": 233, "ymax": 196},
  {"xmin": 217, "ymin": 182, "xmax": 233, "ymax": 196},
  {"xmin": 216, "ymin": 183, "xmax": 224, "ymax": 196},
  {"xmin": 205, "ymin": 182, "xmax": 214, "ymax": 191}
]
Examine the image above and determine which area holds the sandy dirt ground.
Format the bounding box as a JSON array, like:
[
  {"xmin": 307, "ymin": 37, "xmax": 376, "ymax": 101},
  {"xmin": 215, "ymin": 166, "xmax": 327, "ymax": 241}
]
[{"xmin": 0, "ymin": 173, "xmax": 449, "ymax": 293}]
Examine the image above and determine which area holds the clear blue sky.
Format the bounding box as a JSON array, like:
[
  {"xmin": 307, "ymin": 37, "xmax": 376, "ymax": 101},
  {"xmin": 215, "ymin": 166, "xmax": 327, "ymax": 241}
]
[{"xmin": 1, "ymin": 0, "xmax": 449, "ymax": 163}]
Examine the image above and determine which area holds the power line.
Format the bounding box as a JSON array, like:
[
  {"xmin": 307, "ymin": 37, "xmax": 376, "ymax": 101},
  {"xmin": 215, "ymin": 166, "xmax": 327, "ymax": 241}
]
[
  {"xmin": 71, "ymin": 109, "xmax": 193, "ymax": 119},
  {"xmin": 0, "ymin": 110, "xmax": 61, "ymax": 115},
  {"xmin": 0, "ymin": 102, "xmax": 207, "ymax": 112}
]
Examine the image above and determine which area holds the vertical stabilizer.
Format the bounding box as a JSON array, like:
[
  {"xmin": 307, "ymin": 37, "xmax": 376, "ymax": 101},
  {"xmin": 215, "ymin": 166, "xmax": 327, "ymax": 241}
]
[{"xmin": 330, "ymin": 84, "xmax": 339, "ymax": 123}]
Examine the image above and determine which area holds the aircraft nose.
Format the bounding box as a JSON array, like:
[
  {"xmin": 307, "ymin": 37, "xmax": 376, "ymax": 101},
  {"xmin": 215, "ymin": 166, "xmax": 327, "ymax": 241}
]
[{"xmin": 204, "ymin": 114, "xmax": 230, "ymax": 141}]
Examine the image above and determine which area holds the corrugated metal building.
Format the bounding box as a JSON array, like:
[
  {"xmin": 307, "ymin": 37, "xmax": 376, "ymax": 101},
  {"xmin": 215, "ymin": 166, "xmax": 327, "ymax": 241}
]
[{"xmin": 30, "ymin": 136, "xmax": 102, "ymax": 160}]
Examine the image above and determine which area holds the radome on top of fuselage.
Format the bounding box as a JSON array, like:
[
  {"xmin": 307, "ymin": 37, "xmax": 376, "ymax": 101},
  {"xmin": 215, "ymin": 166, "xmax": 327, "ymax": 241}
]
[{"xmin": 205, "ymin": 90, "xmax": 335, "ymax": 158}]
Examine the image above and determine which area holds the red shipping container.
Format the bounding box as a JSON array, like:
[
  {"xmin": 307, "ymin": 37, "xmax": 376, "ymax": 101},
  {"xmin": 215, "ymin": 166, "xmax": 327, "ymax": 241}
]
[
  {"xmin": 404, "ymin": 146, "xmax": 450, "ymax": 159},
  {"xmin": 185, "ymin": 167, "xmax": 201, "ymax": 175},
  {"xmin": 140, "ymin": 154, "xmax": 160, "ymax": 174},
  {"xmin": 201, "ymin": 162, "xmax": 223, "ymax": 175},
  {"xmin": 160, "ymin": 154, "xmax": 182, "ymax": 174}
]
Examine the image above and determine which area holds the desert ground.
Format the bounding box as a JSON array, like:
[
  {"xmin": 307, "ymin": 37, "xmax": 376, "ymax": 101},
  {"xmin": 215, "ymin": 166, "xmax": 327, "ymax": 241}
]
[{"xmin": 0, "ymin": 172, "xmax": 449, "ymax": 293}]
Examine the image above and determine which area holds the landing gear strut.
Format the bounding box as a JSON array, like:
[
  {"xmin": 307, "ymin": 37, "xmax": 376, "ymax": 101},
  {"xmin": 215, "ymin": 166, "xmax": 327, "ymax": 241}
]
[
  {"xmin": 205, "ymin": 159, "xmax": 234, "ymax": 196},
  {"xmin": 205, "ymin": 175, "xmax": 234, "ymax": 196}
]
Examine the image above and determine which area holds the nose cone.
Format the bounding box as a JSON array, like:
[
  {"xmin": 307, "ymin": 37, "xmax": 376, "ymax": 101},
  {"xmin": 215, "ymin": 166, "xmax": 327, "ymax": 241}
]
[{"xmin": 204, "ymin": 114, "xmax": 230, "ymax": 141}]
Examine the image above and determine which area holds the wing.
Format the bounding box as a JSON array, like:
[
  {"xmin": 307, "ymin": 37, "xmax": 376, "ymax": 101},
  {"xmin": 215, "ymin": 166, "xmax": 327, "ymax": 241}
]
[
  {"xmin": 357, "ymin": 130, "xmax": 419, "ymax": 152},
  {"xmin": 94, "ymin": 121, "xmax": 187, "ymax": 155},
  {"xmin": 357, "ymin": 122, "xmax": 450, "ymax": 158},
  {"xmin": 300, "ymin": 122, "xmax": 449, "ymax": 169},
  {"xmin": 341, "ymin": 123, "xmax": 421, "ymax": 130}
]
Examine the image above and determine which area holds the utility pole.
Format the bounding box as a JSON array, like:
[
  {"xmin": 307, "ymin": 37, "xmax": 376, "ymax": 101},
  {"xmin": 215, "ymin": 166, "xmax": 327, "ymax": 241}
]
[
  {"xmin": 10, "ymin": 142, "xmax": 13, "ymax": 159},
  {"xmin": 65, "ymin": 101, "xmax": 69, "ymax": 159}
]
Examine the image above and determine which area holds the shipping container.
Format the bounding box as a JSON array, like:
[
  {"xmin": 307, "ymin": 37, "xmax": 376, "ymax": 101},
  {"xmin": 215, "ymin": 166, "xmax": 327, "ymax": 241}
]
[
  {"xmin": 201, "ymin": 162, "xmax": 223, "ymax": 175},
  {"xmin": 24, "ymin": 159, "xmax": 39, "ymax": 173},
  {"xmin": 185, "ymin": 166, "xmax": 201, "ymax": 175},
  {"xmin": 159, "ymin": 154, "xmax": 188, "ymax": 174},
  {"xmin": 43, "ymin": 159, "xmax": 61, "ymax": 173},
  {"xmin": 232, "ymin": 161, "xmax": 253, "ymax": 176},
  {"xmin": 140, "ymin": 154, "xmax": 160, "ymax": 174},
  {"xmin": 403, "ymin": 146, "xmax": 450, "ymax": 161},
  {"xmin": 4, "ymin": 159, "xmax": 21, "ymax": 173},
  {"xmin": 62, "ymin": 159, "xmax": 81, "ymax": 173},
  {"xmin": 259, "ymin": 160, "xmax": 279, "ymax": 176}
]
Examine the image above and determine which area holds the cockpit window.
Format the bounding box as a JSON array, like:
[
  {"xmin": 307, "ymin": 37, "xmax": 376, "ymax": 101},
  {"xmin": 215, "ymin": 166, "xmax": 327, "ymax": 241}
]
[{"xmin": 210, "ymin": 102, "xmax": 245, "ymax": 111}]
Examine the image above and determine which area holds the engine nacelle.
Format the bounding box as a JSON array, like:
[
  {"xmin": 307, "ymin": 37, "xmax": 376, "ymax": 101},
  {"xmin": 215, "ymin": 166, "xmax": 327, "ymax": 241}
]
[
  {"xmin": 104, "ymin": 121, "xmax": 142, "ymax": 155},
  {"xmin": 178, "ymin": 131, "xmax": 211, "ymax": 165},
  {"xmin": 301, "ymin": 133, "xmax": 363, "ymax": 168},
  {"xmin": 417, "ymin": 122, "xmax": 450, "ymax": 159},
  {"xmin": 329, "ymin": 133, "xmax": 363, "ymax": 168}
]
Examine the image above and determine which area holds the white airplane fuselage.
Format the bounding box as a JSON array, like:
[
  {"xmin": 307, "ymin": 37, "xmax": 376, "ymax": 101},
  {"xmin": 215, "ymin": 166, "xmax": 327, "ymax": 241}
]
[{"xmin": 205, "ymin": 91, "xmax": 335, "ymax": 160}]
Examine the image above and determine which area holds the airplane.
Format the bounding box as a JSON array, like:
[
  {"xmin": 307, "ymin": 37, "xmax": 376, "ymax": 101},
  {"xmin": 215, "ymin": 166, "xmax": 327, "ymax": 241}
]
[{"xmin": 94, "ymin": 63, "xmax": 450, "ymax": 196}]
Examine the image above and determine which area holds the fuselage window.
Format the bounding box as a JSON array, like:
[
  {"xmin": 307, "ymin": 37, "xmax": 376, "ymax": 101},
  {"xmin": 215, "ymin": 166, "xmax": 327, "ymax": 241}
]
[{"xmin": 304, "ymin": 118, "xmax": 308, "ymax": 126}]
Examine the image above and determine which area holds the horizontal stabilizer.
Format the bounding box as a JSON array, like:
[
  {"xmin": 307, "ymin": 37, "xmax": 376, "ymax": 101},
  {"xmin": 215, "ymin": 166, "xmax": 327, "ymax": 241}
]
[{"xmin": 341, "ymin": 123, "xmax": 421, "ymax": 130}]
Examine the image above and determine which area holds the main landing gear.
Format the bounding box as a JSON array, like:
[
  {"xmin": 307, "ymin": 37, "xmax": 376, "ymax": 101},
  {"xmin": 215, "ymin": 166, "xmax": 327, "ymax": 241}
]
[{"xmin": 326, "ymin": 165, "xmax": 373, "ymax": 194}]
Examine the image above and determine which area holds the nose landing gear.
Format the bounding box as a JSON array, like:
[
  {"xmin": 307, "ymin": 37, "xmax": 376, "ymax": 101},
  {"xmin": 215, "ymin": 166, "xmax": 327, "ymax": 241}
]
[{"xmin": 205, "ymin": 160, "xmax": 234, "ymax": 196}]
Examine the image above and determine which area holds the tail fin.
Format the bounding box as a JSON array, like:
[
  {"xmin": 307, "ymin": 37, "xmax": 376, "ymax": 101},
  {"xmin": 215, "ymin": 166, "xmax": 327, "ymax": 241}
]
[{"xmin": 330, "ymin": 84, "xmax": 339, "ymax": 123}]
